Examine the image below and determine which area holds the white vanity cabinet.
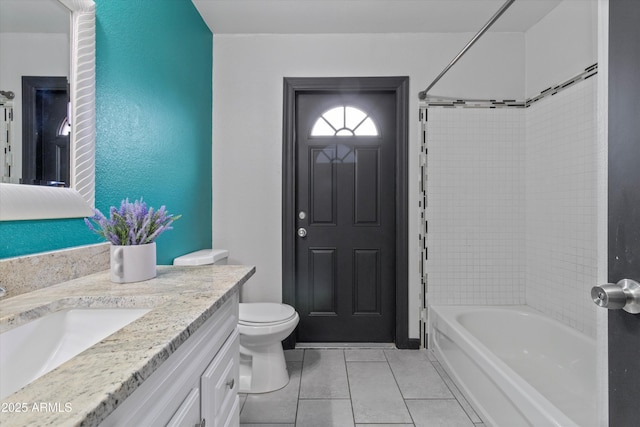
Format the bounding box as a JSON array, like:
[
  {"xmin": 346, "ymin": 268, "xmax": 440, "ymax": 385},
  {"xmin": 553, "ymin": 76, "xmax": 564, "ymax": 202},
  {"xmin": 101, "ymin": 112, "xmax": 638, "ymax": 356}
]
[
  {"xmin": 166, "ymin": 388, "xmax": 201, "ymax": 426},
  {"xmin": 200, "ymin": 330, "xmax": 240, "ymax": 426},
  {"xmin": 100, "ymin": 293, "xmax": 240, "ymax": 427}
]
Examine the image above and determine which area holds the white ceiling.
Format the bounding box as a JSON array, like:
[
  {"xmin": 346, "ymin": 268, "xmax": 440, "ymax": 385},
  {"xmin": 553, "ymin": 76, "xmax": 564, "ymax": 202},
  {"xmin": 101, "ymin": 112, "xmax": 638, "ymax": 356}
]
[
  {"xmin": 192, "ymin": 0, "xmax": 564, "ymax": 34},
  {"xmin": 0, "ymin": 0, "xmax": 69, "ymax": 34}
]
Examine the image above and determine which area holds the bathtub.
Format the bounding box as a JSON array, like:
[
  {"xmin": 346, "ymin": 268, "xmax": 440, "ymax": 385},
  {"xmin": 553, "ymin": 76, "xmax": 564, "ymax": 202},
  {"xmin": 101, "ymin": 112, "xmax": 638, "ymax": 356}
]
[{"xmin": 429, "ymin": 305, "xmax": 596, "ymax": 427}]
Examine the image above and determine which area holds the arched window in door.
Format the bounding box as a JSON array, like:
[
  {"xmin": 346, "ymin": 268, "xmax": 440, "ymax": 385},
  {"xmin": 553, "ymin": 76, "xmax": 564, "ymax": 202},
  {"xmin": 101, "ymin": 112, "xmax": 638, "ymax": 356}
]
[{"xmin": 310, "ymin": 106, "xmax": 379, "ymax": 137}]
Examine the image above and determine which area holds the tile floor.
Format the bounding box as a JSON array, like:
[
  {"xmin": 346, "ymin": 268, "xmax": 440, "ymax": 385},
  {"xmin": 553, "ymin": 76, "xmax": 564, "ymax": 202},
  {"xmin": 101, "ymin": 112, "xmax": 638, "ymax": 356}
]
[{"xmin": 239, "ymin": 348, "xmax": 486, "ymax": 427}]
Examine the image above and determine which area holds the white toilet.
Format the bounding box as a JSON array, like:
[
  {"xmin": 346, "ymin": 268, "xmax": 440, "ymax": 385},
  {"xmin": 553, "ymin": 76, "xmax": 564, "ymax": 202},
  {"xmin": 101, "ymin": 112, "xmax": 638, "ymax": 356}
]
[
  {"xmin": 173, "ymin": 249, "xmax": 299, "ymax": 394},
  {"xmin": 238, "ymin": 302, "xmax": 299, "ymax": 393}
]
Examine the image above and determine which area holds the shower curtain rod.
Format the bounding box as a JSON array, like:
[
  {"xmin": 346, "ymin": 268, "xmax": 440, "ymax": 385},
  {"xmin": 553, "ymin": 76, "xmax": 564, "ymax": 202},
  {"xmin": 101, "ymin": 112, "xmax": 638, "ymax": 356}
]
[{"xmin": 418, "ymin": 0, "xmax": 516, "ymax": 100}]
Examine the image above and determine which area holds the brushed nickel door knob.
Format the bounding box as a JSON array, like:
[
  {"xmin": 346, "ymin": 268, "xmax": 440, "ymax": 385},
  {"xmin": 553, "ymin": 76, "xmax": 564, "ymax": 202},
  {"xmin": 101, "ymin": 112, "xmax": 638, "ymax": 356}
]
[{"xmin": 591, "ymin": 279, "xmax": 640, "ymax": 314}]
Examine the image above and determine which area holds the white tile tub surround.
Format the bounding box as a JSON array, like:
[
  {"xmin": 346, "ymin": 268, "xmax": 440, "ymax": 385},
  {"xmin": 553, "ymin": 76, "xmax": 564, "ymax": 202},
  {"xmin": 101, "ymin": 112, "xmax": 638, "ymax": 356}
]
[
  {"xmin": 426, "ymin": 108, "xmax": 526, "ymax": 306},
  {"xmin": 525, "ymin": 76, "xmax": 598, "ymax": 337},
  {"xmin": 425, "ymin": 75, "xmax": 598, "ymax": 338}
]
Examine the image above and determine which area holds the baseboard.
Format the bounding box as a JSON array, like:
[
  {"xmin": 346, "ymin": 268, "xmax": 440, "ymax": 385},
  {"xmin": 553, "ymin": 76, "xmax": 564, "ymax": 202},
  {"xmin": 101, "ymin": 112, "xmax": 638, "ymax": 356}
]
[{"xmin": 402, "ymin": 338, "xmax": 420, "ymax": 349}]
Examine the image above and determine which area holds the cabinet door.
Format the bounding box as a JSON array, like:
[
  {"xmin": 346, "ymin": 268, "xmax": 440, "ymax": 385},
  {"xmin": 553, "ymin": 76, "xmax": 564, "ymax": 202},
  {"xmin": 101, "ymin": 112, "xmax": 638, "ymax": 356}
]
[
  {"xmin": 222, "ymin": 396, "xmax": 240, "ymax": 427},
  {"xmin": 166, "ymin": 388, "xmax": 201, "ymax": 427},
  {"xmin": 201, "ymin": 330, "xmax": 239, "ymax": 427},
  {"xmin": 100, "ymin": 293, "xmax": 239, "ymax": 427}
]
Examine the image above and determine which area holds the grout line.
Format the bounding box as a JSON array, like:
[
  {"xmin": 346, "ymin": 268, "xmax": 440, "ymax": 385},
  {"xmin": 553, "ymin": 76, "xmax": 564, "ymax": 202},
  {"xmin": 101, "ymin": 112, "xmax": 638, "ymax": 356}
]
[
  {"xmin": 384, "ymin": 348, "xmax": 417, "ymax": 426},
  {"xmin": 432, "ymin": 360, "xmax": 483, "ymax": 424},
  {"xmin": 298, "ymin": 397, "xmax": 351, "ymax": 401},
  {"xmin": 343, "ymin": 349, "xmax": 357, "ymax": 427},
  {"xmin": 403, "ymin": 397, "xmax": 458, "ymax": 400},
  {"xmin": 426, "ymin": 348, "xmax": 438, "ymax": 362},
  {"xmin": 293, "ymin": 348, "xmax": 304, "ymax": 425},
  {"xmin": 238, "ymin": 393, "xmax": 247, "ymax": 415}
]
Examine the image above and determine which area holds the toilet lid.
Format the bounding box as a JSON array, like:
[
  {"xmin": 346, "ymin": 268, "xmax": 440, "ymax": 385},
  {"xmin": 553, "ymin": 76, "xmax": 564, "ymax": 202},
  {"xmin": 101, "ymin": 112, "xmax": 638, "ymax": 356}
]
[{"xmin": 239, "ymin": 303, "xmax": 296, "ymax": 323}]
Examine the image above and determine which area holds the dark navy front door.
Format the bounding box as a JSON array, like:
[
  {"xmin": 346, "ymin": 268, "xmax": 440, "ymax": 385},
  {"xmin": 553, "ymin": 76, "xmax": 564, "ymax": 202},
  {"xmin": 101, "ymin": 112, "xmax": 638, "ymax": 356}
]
[{"xmin": 607, "ymin": 0, "xmax": 640, "ymax": 425}]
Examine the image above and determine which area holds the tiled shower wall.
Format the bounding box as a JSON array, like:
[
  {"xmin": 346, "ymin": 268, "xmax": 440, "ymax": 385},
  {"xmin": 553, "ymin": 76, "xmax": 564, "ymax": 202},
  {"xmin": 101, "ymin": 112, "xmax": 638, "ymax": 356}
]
[
  {"xmin": 425, "ymin": 76, "xmax": 598, "ymax": 337},
  {"xmin": 426, "ymin": 108, "xmax": 526, "ymax": 305},
  {"xmin": 525, "ymin": 77, "xmax": 598, "ymax": 337}
]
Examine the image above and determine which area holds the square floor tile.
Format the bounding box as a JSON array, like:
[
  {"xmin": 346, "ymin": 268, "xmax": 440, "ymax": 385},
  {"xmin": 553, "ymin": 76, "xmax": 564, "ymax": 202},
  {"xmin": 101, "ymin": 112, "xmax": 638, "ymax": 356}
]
[
  {"xmin": 240, "ymin": 424, "xmax": 294, "ymax": 427},
  {"xmin": 296, "ymin": 399, "xmax": 354, "ymax": 427},
  {"xmin": 240, "ymin": 424, "xmax": 295, "ymax": 427},
  {"xmin": 432, "ymin": 361, "xmax": 483, "ymax": 423},
  {"xmin": 355, "ymin": 424, "xmax": 414, "ymax": 427},
  {"xmin": 347, "ymin": 361, "xmax": 412, "ymax": 424},
  {"xmin": 406, "ymin": 399, "xmax": 475, "ymax": 427},
  {"xmin": 239, "ymin": 361, "xmax": 302, "ymax": 424},
  {"xmin": 345, "ymin": 349, "xmax": 386, "ymax": 362},
  {"xmin": 300, "ymin": 349, "xmax": 350, "ymax": 399},
  {"xmin": 385, "ymin": 349, "xmax": 453, "ymax": 399},
  {"xmin": 285, "ymin": 349, "xmax": 304, "ymax": 362}
]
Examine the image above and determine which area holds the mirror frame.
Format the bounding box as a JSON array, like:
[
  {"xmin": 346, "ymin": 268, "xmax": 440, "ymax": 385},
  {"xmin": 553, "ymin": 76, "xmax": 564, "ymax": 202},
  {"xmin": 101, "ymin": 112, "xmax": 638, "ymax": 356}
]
[{"xmin": 0, "ymin": 0, "xmax": 95, "ymax": 221}]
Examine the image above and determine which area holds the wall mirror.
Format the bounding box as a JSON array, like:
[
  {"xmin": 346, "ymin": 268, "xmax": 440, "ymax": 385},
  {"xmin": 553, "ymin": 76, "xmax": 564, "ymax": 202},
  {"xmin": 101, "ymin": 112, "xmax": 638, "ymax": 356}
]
[{"xmin": 0, "ymin": 0, "xmax": 95, "ymax": 221}]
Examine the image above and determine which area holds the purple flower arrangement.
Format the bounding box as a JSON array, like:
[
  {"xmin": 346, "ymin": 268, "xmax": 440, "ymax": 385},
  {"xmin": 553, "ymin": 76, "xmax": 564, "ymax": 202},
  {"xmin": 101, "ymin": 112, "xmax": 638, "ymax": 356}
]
[{"xmin": 85, "ymin": 198, "xmax": 181, "ymax": 245}]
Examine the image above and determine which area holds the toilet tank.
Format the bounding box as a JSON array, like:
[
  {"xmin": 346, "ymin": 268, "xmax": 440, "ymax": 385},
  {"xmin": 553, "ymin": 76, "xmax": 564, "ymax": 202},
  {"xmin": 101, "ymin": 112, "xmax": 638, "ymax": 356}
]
[{"xmin": 173, "ymin": 249, "xmax": 228, "ymax": 266}]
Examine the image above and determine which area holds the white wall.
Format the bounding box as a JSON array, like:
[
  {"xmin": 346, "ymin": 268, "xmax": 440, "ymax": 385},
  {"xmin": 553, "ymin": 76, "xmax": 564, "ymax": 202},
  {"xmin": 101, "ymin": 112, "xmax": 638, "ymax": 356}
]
[
  {"xmin": 213, "ymin": 32, "xmax": 524, "ymax": 339},
  {"xmin": 0, "ymin": 32, "xmax": 69, "ymax": 181},
  {"xmin": 525, "ymin": 0, "xmax": 597, "ymax": 97}
]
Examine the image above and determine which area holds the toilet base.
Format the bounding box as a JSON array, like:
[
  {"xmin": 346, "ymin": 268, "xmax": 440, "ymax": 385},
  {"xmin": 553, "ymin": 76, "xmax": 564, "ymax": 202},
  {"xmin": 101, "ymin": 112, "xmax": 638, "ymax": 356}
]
[{"xmin": 239, "ymin": 342, "xmax": 290, "ymax": 393}]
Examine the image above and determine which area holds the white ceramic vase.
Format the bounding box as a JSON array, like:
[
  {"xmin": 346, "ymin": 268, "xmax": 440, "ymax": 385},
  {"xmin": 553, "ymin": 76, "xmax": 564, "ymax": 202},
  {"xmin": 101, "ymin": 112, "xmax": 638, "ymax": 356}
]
[{"xmin": 110, "ymin": 242, "xmax": 157, "ymax": 283}]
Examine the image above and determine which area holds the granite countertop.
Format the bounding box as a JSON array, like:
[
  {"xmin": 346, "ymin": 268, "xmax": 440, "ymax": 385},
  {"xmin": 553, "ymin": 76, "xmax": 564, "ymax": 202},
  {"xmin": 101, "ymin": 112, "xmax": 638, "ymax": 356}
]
[{"xmin": 0, "ymin": 264, "xmax": 255, "ymax": 427}]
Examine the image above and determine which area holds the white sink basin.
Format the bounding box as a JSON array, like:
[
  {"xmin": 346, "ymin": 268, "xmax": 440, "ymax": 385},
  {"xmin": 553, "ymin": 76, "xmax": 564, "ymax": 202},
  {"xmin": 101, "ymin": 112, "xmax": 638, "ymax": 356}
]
[{"xmin": 0, "ymin": 308, "xmax": 150, "ymax": 399}]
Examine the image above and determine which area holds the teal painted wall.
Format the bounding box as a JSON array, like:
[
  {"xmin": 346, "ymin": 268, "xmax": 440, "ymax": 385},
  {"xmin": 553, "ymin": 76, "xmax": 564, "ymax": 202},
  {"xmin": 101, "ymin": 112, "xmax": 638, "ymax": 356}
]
[{"xmin": 0, "ymin": 0, "xmax": 213, "ymax": 264}]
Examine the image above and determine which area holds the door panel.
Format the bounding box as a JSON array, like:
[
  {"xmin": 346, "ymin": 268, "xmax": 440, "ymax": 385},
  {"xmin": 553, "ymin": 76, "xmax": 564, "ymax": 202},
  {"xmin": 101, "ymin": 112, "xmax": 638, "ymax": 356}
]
[
  {"xmin": 608, "ymin": 0, "xmax": 640, "ymax": 425},
  {"xmin": 295, "ymin": 92, "xmax": 396, "ymax": 342},
  {"xmin": 354, "ymin": 249, "xmax": 381, "ymax": 314},
  {"xmin": 310, "ymin": 147, "xmax": 337, "ymax": 224},
  {"xmin": 354, "ymin": 148, "xmax": 380, "ymax": 224},
  {"xmin": 309, "ymin": 248, "xmax": 337, "ymax": 314}
]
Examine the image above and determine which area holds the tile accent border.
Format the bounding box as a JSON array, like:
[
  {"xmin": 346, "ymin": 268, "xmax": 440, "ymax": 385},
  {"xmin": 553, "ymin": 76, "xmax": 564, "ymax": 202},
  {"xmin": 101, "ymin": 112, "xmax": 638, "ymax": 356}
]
[{"xmin": 422, "ymin": 64, "xmax": 597, "ymax": 109}]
